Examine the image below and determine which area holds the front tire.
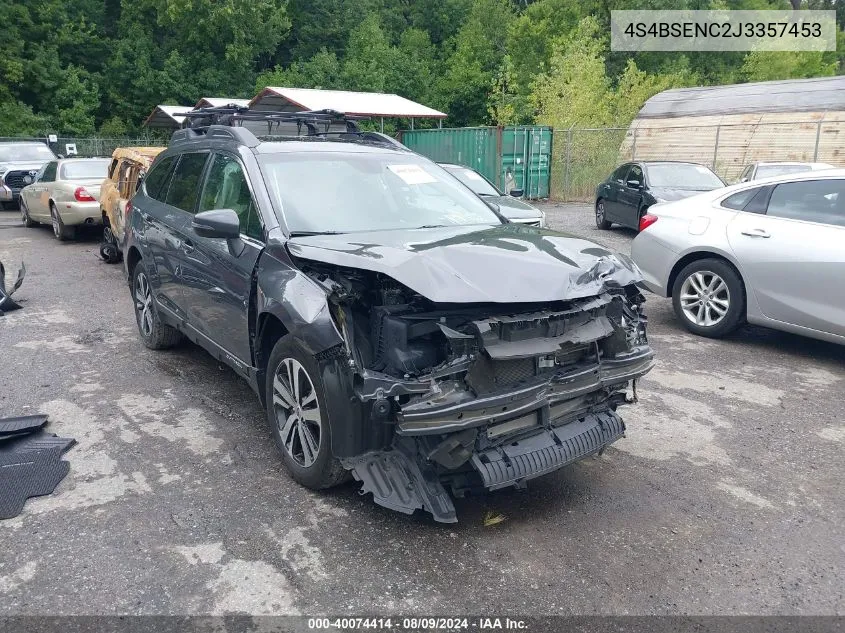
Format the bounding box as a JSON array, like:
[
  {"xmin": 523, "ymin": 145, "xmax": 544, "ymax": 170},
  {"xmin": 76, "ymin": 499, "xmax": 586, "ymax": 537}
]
[
  {"xmin": 20, "ymin": 199, "xmax": 37, "ymax": 227},
  {"xmin": 265, "ymin": 336, "xmax": 347, "ymax": 490},
  {"xmin": 595, "ymin": 199, "xmax": 611, "ymax": 229},
  {"xmin": 672, "ymin": 258, "xmax": 745, "ymax": 338},
  {"xmin": 131, "ymin": 262, "xmax": 182, "ymax": 349},
  {"xmin": 50, "ymin": 204, "xmax": 75, "ymax": 241}
]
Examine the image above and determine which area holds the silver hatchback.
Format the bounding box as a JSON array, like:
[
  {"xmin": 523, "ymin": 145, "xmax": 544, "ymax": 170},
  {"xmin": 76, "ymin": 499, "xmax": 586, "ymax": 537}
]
[{"xmin": 631, "ymin": 170, "xmax": 845, "ymax": 345}]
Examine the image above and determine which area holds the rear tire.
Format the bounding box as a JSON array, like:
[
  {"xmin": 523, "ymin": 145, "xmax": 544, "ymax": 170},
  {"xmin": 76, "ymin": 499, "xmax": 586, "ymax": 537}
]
[
  {"xmin": 672, "ymin": 258, "xmax": 745, "ymax": 338},
  {"xmin": 130, "ymin": 262, "xmax": 182, "ymax": 349},
  {"xmin": 265, "ymin": 336, "xmax": 347, "ymax": 490},
  {"xmin": 595, "ymin": 199, "xmax": 611, "ymax": 229},
  {"xmin": 50, "ymin": 204, "xmax": 75, "ymax": 241}
]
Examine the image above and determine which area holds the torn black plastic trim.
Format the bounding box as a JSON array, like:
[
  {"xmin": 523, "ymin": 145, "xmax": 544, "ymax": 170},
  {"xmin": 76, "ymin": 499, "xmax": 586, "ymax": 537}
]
[{"xmin": 0, "ymin": 260, "xmax": 25, "ymax": 313}]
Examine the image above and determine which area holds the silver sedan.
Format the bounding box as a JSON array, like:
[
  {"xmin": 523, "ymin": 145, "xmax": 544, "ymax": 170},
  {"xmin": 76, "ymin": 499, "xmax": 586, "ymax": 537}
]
[
  {"xmin": 19, "ymin": 158, "xmax": 110, "ymax": 241},
  {"xmin": 631, "ymin": 169, "xmax": 845, "ymax": 345}
]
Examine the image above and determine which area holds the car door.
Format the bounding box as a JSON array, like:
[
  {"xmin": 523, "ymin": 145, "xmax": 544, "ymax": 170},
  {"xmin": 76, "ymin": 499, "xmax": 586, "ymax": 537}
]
[
  {"xmin": 132, "ymin": 153, "xmax": 194, "ymax": 320},
  {"xmin": 616, "ymin": 163, "xmax": 645, "ymax": 229},
  {"xmin": 602, "ymin": 164, "xmax": 630, "ymax": 222},
  {"xmin": 726, "ymin": 178, "xmax": 845, "ymax": 337},
  {"xmin": 31, "ymin": 162, "xmax": 57, "ymax": 220},
  {"xmin": 177, "ymin": 151, "xmax": 265, "ymax": 369}
]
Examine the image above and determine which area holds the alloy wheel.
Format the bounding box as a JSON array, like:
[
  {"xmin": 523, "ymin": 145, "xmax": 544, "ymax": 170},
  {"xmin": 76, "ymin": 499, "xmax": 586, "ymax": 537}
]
[
  {"xmin": 134, "ymin": 271, "xmax": 154, "ymax": 338},
  {"xmin": 596, "ymin": 201, "xmax": 605, "ymax": 223},
  {"xmin": 272, "ymin": 358, "xmax": 322, "ymax": 468},
  {"xmin": 680, "ymin": 271, "xmax": 730, "ymax": 327}
]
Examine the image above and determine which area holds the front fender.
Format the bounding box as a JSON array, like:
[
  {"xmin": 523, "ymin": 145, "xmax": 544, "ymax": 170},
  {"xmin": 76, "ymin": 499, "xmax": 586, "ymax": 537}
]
[{"xmin": 256, "ymin": 248, "xmax": 343, "ymax": 356}]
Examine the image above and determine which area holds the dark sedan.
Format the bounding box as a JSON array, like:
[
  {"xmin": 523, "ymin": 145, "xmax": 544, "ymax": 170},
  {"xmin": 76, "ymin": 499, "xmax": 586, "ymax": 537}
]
[
  {"xmin": 440, "ymin": 163, "xmax": 546, "ymax": 227},
  {"xmin": 595, "ymin": 161, "xmax": 724, "ymax": 231}
]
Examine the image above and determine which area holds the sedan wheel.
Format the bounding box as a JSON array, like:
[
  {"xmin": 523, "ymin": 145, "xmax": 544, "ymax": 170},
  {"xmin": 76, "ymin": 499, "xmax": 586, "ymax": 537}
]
[
  {"xmin": 272, "ymin": 358, "xmax": 322, "ymax": 468},
  {"xmin": 679, "ymin": 271, "xmax": 730, "ymax": 327},
  {"xmin": 672, "ymin": 258, "xmax": 745, "ymax": 338},
  {"xmin": 595, "ymin": 199, "xmax": 611, "ymax": 229},
  {"xmin": 20, "ymin": 200, "xmax": 36, "ymax": 227}
]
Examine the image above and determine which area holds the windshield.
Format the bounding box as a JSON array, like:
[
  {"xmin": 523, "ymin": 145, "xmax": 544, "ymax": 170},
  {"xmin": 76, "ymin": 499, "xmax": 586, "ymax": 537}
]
[
  {"xmin": 646, "ymin": 163, "xmax": 724, "ymax": 190},
  {"xmin": 0, "ymin": 144, "xmax": 56, "ymax": 163},
  {"xmin": 444, "ymin": 166, "xmax": 500, "ymax": 196},
  {"xmin": 259, "ymin": 152, "xmax": 502, "ymax": 234},
  {"xmin": 60, "ymin": 160, "xmax": 109, "ymax": 180},
  {"xmin": 755, "ymin": 164, "xmax": 816, "ymax": 179}
]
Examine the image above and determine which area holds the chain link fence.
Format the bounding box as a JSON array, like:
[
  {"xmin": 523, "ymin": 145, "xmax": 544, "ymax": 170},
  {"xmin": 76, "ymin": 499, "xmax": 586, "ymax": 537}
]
[
  {"xmin": 552, "ymin": 119, "xmax": 845, "ymax": 202},
  {"xmin": 0, "ymin": 136, "xmax": 167, "ymax": 158}
]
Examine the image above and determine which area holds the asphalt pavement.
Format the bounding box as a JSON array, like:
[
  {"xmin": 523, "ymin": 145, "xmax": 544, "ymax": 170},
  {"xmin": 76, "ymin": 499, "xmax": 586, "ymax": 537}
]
[{"xmin": 0, "ymin": 204, "xmax": 843, "ymax": 615}]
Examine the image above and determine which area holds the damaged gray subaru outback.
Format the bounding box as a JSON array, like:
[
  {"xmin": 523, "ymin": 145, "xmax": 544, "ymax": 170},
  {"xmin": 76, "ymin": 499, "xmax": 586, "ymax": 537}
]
[{"xmin": 124, "ymin": 107, "xmax": 654, "ymax": 522}]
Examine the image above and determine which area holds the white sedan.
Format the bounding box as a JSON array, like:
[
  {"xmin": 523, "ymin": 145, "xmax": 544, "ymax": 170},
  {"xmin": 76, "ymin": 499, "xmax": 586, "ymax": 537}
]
[
  {"xmin": 631, "ymin": 169, "xmax": 845, "ymax": 345},
  {"xmin": 19, "ymin": 158, "xmax": 110, "ymax": 240}
]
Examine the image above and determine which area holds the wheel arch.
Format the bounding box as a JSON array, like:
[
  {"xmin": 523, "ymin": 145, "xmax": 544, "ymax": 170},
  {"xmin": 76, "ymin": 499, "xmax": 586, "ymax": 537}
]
[
  {"xmin": 667, "ymin": 249, "xmax": 747, "ymax": 303},
  {"xmin": 125, "ymin": 245, "xmax": 142, "ymax": 281}
]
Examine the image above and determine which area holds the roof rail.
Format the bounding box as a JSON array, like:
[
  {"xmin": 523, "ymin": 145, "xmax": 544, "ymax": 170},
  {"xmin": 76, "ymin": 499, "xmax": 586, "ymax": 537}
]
[{"xmin": 170, "ymin": 125, "xmax": 260, "ymax": 148}]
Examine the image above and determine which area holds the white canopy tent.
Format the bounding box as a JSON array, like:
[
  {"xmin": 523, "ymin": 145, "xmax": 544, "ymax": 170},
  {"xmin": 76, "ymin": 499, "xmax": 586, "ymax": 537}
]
[
  {"xmin": 194, "ymin": 97, "xmax": 251, "ymax": 109},
  {"xmin": 249, "ymin": 87, "xmax": 447, "ymax": 131},
  {"xmin": 142, "ymin": 105, "xmax": 188, "ymax": 129}
]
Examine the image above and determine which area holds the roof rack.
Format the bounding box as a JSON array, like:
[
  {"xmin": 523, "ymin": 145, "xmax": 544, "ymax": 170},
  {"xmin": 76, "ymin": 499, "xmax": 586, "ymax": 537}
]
[
  {"xmin": 177, "ymin": 105, "xmax": 365, "ymax": 135},
  {"xmin": 172, "ymin": 105, "xmax": 410, "ymax": 151}
]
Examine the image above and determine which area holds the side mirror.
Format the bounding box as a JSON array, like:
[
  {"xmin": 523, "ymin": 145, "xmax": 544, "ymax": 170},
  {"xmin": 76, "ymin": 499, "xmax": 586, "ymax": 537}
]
[
  {"xmin": 57, "ymin": 154, "xmax": 64, "ymax": 159},
  {"xmin": 509, "ymin": 188, "xmax": 524, "ymax": 198},
  {"xmin": 740, "ymin": 177, "xmax": 749, "ymax": 183},
  {"xmin": 192, "ymin": 209, "xmax": 240, "ymax": 239},
  {"xmin": 626, "ymin": 179, "xmax": 641, "ymax": 189}
]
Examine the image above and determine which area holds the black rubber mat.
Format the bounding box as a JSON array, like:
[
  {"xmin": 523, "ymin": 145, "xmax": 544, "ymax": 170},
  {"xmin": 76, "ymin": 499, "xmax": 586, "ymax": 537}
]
[
  {"xmin": 0, "ymin": 432, "xmax": 76, "ymax": 455},
  {"xmin": 0, "ymin": 447, "xmax": 70, "ymax": 519},
  {"xmin": 0, "ymin": 415, "xmax": 48, "ymax": 436}
]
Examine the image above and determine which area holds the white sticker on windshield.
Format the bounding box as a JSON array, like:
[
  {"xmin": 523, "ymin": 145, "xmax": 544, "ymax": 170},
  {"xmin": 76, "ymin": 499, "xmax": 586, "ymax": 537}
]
[
  {"xmin": 464, "ymin": 170, "xmax": 483, "ymax": 180},
  {"xmin": 388, "ymin": 164, "xmax": 437, "ymax": 185},
  {"xmin": 694, "ymin": 166, "xmax": 711, "ymax": 174}
]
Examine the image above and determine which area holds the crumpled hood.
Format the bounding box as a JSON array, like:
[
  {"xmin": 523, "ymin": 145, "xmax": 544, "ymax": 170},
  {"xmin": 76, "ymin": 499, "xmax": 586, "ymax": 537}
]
[
  {"xmin": 649, "ymin": 186, "xmax": 717, "ymax": 202},
  {"xmin": 492, "ymin": 196, "xmax": 542, "ymax": 220},
  {"xmin": 287, "ymin": 224, "xmax": 643, "ymax": 304}
]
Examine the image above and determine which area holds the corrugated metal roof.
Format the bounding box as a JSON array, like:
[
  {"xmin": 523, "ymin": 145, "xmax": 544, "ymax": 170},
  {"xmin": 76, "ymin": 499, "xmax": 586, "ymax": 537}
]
[
  {"xmin": 638, "ymin": 76, "xmax": 845, "ymax": 119},
  {"xmin": 143, "ymin": 105, "xmax": 188, "ymax": 128},
  {"xmin": 250, "ymin": 87, "xmax": 447, "ymax": 118},
  {"xmin": 195, "ymin": 97, "xmax": 251, "ymax": 109}
]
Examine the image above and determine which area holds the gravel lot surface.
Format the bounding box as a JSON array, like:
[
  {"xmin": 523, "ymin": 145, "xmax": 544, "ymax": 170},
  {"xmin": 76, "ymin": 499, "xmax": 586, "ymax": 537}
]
[{"xmin": 1, "ymin": 203, "xmax": 843, "ymax": 615}]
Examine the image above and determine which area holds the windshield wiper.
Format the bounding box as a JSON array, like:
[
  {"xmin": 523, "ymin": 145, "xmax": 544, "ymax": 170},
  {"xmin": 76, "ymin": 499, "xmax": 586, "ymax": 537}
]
[
  {"xmin": 288, "ymin": 230, "xmax": 346, "ymax": 237},
  {"xmin": 414, "ymin": 224, "xmax": 449, "ymax": 229}
]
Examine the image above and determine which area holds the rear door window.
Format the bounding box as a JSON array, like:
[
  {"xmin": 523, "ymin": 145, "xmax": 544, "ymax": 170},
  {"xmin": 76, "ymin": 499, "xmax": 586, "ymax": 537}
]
[
  {"xmin": 766, "ymin": 179, "xmax": 845, "ymax": 227},
  {"xmin": 144, "ymin": 156, "xmax": 177, "ymax": 201},
  {"xmin": 165, "ymin": 152, "xmax": 209, "ymax": 213},
  {"xmin": 721, "ymin": 188, "xmax": 759, "ymax": 210}
]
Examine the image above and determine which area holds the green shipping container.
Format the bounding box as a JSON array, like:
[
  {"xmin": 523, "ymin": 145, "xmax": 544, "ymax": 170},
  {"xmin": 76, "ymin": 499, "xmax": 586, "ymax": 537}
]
[{"xmin": 401, "ymin": 126, "xmax": 551, "ymax": 200}]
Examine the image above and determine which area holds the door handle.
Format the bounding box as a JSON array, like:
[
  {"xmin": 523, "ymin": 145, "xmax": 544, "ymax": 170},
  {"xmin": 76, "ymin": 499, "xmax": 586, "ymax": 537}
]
[
  {"xmin": 182, "ymin": 239, "xmax": 195, "ymax": 253},
  {"xmin": 740, "ymin": 228, "xmax": 770, "ymax": 238}
]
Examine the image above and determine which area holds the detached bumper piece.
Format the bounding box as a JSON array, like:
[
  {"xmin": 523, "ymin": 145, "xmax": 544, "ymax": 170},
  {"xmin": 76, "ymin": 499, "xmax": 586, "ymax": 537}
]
[
  {"xmin": 345, "ymin": 411, "xmax": 624, "ymax": 523},
  {"xmin": 0, "ymin": 414, "xmax": 76, "ymax": 520},
  {"xmin": 0, "ymin": 259, "xmax": 26, "ymax": 314},
  {"xmin": 472, "ymin": 411, "xmax": 624, "ymax": 490}
]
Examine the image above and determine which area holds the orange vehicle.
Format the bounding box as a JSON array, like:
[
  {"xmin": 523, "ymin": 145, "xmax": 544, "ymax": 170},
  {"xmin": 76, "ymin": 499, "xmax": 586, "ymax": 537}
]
[{"xmin": 99, "ymin": 146, "xmax": 164, "ymax": 262}]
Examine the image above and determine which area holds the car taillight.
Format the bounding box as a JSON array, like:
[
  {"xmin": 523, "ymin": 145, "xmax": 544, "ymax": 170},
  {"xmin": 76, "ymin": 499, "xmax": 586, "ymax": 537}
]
[
  {"xmin": 639, "ymin": 213, "xmax": 658, "ymax": 232},
  {"xmin": 74, "ymin": 187, "xmax": 95, "ymax": 202}
]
